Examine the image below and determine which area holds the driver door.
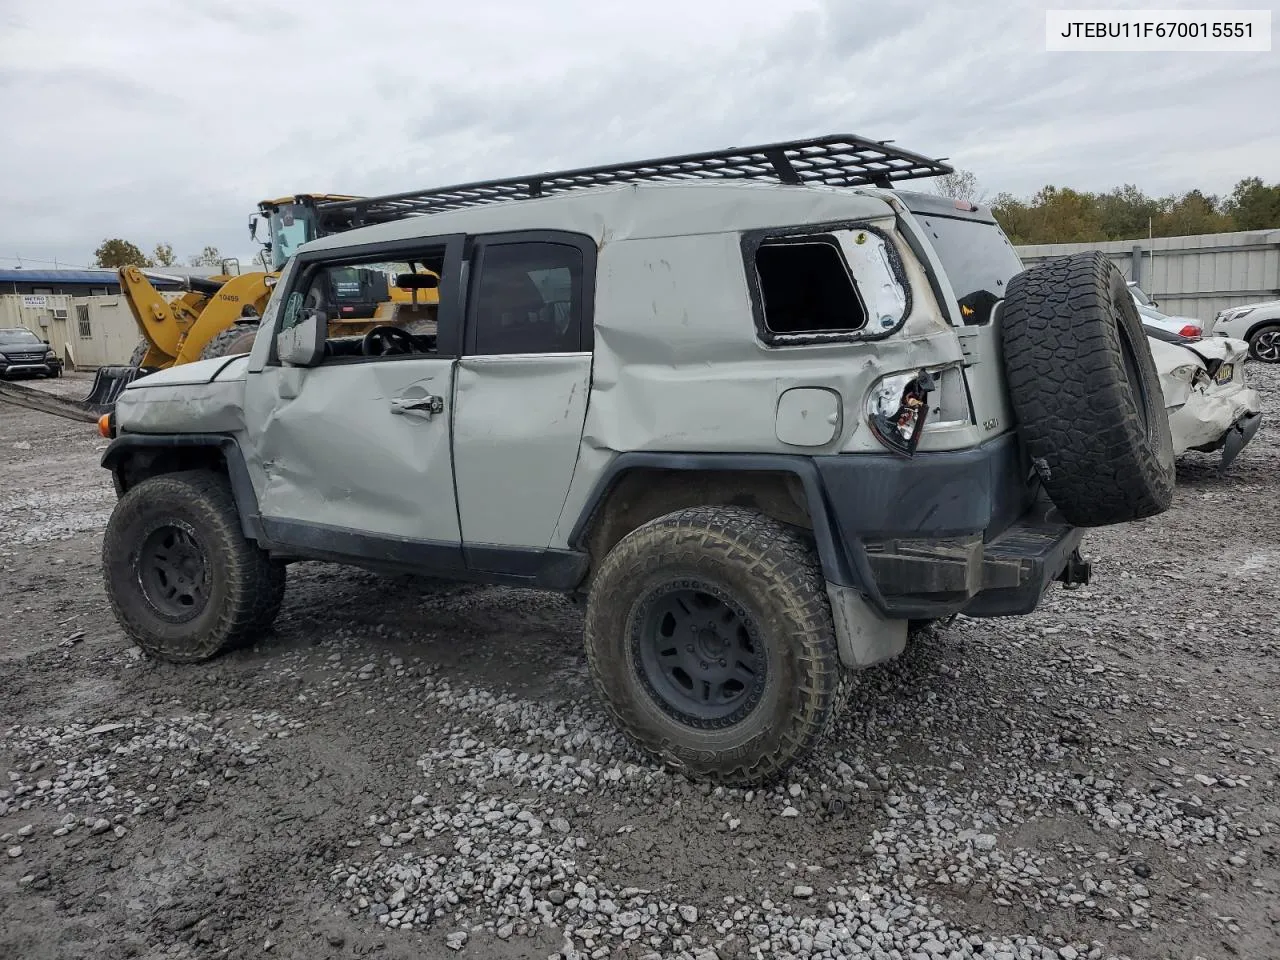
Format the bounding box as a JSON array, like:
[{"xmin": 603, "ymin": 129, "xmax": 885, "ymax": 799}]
[{"xmin": 242, "ymin": 236, "xmax": 464, "ymax": 565}]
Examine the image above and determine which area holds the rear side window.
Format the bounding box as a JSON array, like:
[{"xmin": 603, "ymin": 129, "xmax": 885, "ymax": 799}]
[
  {"xmin": 472, "ymin": 242, "xmax": 583, "ymax": 355},
  {"xmin": 746, "ymin": 226, "xmax": 909, "ymax": 344},
  {"xmin": 919, "ymin": 215, "xmax": 1023, "ymax": 325},
  {"xmin": 755, "ymin": 240, "xmax": 867, "ymax": 336}
]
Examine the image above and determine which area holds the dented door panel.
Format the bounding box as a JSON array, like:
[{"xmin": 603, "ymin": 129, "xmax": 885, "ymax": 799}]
[
  {"xmin": 452, "ymin": 354, "xmax": 591, "ymax": 549},
  {"xmin": 244, "ymin": 360, "xmax": 460, "ymax": 543}
]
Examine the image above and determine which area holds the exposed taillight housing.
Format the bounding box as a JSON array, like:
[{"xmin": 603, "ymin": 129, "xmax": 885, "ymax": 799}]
[
  {"xmin": 867, "ymin": 369, "xmax": 936, "ymax": 457},
  {"xmin": 1178, "ymin": 324, "xmax": 1202, "ymax": 340}
]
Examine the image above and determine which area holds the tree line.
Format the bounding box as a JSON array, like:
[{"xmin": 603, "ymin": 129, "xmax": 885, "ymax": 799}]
[
  {"xmin": 93, "ymin": 239, "xmax": 224, "ymax": 269},
  {"xmin": 932, "ymin": 172, "xmax": 1280, "ymax": 245}
]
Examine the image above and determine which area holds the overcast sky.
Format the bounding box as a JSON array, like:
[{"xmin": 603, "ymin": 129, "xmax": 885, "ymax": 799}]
[{"xmin": 0, "ymin": 0, "xmax": 1275, "ymax": 270}]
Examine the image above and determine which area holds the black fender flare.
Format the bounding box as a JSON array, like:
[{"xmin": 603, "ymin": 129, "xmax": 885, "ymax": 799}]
[
  {"xmin": 566, "ymin": 451, "xmax": 862, "ymax": 589},
  {"xmin": 101, "ymin": 433, "xmax": 264, "ymax": 541}
]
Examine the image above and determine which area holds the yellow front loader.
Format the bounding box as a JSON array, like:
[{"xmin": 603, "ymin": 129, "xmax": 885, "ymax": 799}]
[{"xmin": 81, "ymin": 193, "xmax": 436, "ymax": 412}]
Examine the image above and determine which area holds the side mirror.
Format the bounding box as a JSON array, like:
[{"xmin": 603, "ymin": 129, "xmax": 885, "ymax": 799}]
[{"xmin": 275, "ymin": 292, "xmax": 325, "ymax": 366}]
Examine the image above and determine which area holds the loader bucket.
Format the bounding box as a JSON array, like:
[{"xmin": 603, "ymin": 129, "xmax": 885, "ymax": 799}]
[{"xmin": 82, "ymin": 365, "xmax": 147, "ymax": 414}]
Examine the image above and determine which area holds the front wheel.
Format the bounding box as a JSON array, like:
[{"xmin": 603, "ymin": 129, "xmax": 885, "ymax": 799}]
[
  {"xmin": 583, "ymin": 506, "xmax": 843, "ymax": 786},
  {"xmin": 102, "ymin": 471, "xmax": 286, "ymax": 663},
  {"xmin": 1248, "ymin": 324, "xmax": 1280, "ymax": 363}
]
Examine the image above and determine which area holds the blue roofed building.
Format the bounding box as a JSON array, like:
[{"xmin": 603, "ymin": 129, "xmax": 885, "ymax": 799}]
[{"xmin": 0, "ymin": 269, "xmax": 188, "ymax": 296}]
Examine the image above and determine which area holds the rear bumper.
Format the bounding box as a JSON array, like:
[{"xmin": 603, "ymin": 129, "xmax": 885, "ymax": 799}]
[
  {"xmin": 814, "ymin": 433, "xmax": 1086, "ymax": 619},
  {"xmin": 1221, "ymin": 410, "xmax": 1263, "ymax": 469}
]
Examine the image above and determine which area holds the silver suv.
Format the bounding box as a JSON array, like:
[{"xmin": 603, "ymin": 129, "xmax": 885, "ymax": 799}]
[{"xmin": 98, "ymin": 136, "xmax": 1174, "ymax": 784}]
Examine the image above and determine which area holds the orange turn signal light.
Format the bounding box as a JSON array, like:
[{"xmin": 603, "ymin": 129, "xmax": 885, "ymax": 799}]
[{"xmin": 97, "ymin": 413, "xmax": 112, "ymax": 438}]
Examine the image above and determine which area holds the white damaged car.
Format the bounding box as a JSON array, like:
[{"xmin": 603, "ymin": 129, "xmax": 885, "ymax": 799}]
[{"xmin": 1146, "ymin": 329, "xmax": 1262, "ymax": 468}]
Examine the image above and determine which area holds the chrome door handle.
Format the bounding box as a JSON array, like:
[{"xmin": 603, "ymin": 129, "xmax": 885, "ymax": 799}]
[{"xmin": 389, "ymin": 395, "xmax": 444, "ymax": 419}]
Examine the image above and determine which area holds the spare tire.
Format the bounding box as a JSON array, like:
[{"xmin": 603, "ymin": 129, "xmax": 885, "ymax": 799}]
[
  {"xmin": 1001, "ymin": 252, "xmax": 1173, "ymax": 527},
  {"xmin": 198, "ymin": 324, "xmax": 260, "ymax": 362}
]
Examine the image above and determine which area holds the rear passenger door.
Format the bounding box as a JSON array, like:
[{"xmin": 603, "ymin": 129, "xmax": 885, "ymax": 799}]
[{"xmin": 452, "ymin": 232, "xmax": 594, "ymax": 565}]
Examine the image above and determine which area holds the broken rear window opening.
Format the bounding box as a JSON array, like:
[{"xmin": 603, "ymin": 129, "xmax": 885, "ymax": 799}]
[
  {"xmin": 754, "ymin": 239, "xmax": 868, "ymax": 337},
  {"xmin": 919, "ymin": 215, "xmax": 1024, "ymax": 326}
]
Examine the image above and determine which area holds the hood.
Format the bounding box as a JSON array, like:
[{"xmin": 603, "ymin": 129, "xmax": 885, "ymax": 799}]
[
  {"xmin": 125, "ymin": 355, "xmax": 250, "ymax": 390},
  {"xmin": 1224, "ymin": 298, "xmax": 1280, "ymax": 314}
]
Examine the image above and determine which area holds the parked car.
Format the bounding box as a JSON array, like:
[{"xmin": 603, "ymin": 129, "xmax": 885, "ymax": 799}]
[
  {"xmin": 0, "ymin": 327, "xmax": 62, "ymax": 379},
  {"xmin": 95, "ymin": 136, "xmax": 1174, "ymax": 785},
  {"xmin": 1146, "ymin": 330, "xmax": 1262, "ymax": 467},
  {"xmin": 1211, "ymin": 299, "xmax": 1280, "ymax": 362},
  {"xmin": 1128, "ymin": 282, "xmax": 1203, "ymax": 339}
]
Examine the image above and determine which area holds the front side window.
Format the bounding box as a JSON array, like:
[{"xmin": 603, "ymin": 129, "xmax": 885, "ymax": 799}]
[
  {"xmin": 278, "ymin": 245, "xmax": 448, "ymax": 363},
  {"xmin": 471, "ymin": 242, "xmax": 583, "ymax": 355}
]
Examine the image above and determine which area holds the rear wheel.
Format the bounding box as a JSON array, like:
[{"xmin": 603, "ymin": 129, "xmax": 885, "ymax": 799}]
[
  {"xmin": 1248, "ymin": 324, "xmax": 1280, "ymax": 363},
  {"xmin": 103, "ymin": 471, "xmax": 285, "ymax": 663},
  {"xmin": 583, "ymin": 506, "xmax": 843, "ymax": 786}
]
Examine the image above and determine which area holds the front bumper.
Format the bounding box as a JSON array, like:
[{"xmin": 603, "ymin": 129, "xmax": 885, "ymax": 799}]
[
  {"xmin": 0, "ymin": 361, "xmax": 57, "ymax": 376},
  {"xmin": 814, "ymin": 433, "xmax": 1086, "ymax": 619}
]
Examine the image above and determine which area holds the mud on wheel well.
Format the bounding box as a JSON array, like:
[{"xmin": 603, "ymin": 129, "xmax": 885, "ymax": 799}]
[
  {"xmin": 110, "ymin": 446, "xmax": 230, "ymax": 497},
  {"xmin": 107, "ymin": 439, "xmax": 265, "ymax": 543},
  {"xmin": 577, "ymin": 468, "xmax": 815, "ymax": 577}
]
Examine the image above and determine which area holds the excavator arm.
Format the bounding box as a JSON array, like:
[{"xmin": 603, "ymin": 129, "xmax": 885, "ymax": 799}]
[
  {"xmin": 116, "ymin": 266, "xmax": 275, "ymax": 366},
  {"xmin": 117, "ymin": 266, "xmax": 207, "ymax": 367}
]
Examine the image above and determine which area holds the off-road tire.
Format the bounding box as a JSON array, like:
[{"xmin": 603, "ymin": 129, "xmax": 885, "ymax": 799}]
[
  {"xmin": 1247, "ymin": 324, "xmax": 1280, "ymax": 363},
  {"xmin": 583, "ymin": 505, "xmax": 843, "ymax": 786},
  {"xmin": 198, "ymin": 324, "xmax": 260, "ymax": 362},
  {"xmin": 1002, "ymin": 252, "xmax": 1174, "ymax": 527},
  {"xmin": 103, "ymin": 471, "xmax": 285, "ymax": 663}
]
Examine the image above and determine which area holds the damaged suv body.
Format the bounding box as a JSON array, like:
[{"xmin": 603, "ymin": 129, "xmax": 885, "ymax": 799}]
[{"xmin": 98, "ymin": 136, "xmax": 1173, "ymax": 784}]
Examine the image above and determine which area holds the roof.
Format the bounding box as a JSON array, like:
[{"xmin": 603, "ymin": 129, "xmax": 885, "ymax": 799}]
[
  {"xmin": 305, "ymin": 179, "xmax": 900, "ymax": 256},
  {"xmin": 0, "ymin": 269, "xmax": 120, "ymax": 284}
]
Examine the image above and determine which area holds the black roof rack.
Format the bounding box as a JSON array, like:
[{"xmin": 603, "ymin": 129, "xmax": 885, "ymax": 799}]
[{"xmin": 315, "ymin": 134, "xmax": 952, "ymax": 227}]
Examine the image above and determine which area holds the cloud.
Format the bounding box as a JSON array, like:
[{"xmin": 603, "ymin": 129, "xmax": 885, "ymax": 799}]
[{"xmin": 0, "ymin": 0, "xmax": 1275, "ymax": 268}]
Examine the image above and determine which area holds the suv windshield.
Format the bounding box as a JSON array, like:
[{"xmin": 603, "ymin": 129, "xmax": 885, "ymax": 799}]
[
  {"xmin": 0, "ymin": 328, "xmax": 41, "ymax": 345},
  {"xmin": 916, "ymin": 213, "xmax": 1024, "ymax": 325}
]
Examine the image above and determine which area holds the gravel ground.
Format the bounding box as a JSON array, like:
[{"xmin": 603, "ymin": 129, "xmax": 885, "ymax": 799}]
[{"xmin": 1, "ymin": 367, "xmax": 1277, "ymax": 960}]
